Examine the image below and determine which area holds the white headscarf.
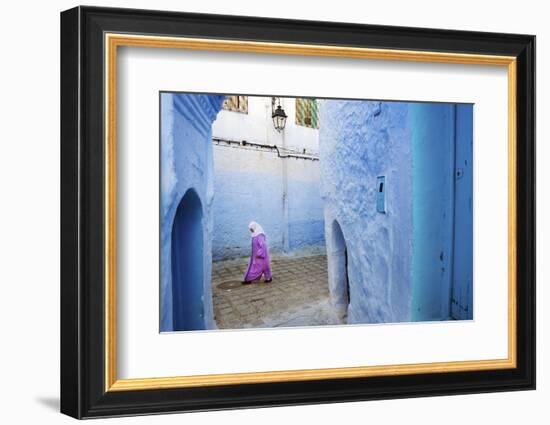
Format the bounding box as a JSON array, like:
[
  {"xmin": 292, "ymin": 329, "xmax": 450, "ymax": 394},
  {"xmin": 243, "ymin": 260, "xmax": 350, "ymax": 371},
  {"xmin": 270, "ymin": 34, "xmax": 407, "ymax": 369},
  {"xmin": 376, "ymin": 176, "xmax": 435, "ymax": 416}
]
[{"xmin": 248, "ymin": 221, "xmax": 265, "ymax": 238}]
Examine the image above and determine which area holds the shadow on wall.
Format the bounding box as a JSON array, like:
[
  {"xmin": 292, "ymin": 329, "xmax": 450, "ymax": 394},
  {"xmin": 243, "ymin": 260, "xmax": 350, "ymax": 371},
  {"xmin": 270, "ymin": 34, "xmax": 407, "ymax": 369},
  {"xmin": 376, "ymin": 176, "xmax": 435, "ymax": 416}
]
[{"xmin": 171, "ymin": 188, "xmax": 205, "ymax": 331}]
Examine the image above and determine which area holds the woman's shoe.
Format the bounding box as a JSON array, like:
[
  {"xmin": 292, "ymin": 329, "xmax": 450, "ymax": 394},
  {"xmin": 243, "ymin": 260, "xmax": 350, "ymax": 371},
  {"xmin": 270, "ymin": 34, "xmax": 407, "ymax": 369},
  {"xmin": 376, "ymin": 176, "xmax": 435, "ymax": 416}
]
[
  {"xmin": 264, "ymin": 278, "xmax": 272, "ymax": 283},
  {"xmin": 241, "ymin": 280, "xmax": 252, "ymax": 285}
]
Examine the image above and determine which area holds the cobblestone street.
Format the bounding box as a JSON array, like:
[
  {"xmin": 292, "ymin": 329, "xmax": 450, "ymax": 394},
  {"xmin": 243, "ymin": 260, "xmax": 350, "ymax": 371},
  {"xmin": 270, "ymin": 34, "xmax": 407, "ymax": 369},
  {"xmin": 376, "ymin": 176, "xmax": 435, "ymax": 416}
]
[{"xmin": 212, "ymin": 254, "xmax": 343, "ymax": 329}]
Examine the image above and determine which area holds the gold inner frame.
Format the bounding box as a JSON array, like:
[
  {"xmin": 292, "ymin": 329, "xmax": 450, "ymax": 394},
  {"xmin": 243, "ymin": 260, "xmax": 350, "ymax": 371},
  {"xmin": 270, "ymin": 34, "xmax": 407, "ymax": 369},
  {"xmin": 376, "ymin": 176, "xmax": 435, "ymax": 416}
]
[{"xmin": 104, "ymin": 33, "xmax": 517, "ymax": 392}]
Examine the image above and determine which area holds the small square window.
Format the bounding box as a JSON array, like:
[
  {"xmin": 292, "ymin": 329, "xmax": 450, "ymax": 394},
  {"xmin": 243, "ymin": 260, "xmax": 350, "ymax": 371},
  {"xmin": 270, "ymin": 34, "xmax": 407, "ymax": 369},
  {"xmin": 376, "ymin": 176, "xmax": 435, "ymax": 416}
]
[
  {"xmin": 223, "ymin": 95, "xmax": 248, "ymax": 114},
  {"xmin": 296, "ymin": 98, "xmax": 319, "ymax": 129}
]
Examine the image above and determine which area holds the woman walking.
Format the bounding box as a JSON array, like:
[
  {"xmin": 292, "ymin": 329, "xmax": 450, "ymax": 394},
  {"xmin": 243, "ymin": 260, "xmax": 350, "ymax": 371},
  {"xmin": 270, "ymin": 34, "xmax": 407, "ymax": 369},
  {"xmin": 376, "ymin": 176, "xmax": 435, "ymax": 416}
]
[{"xmin": 242, "ymin": 222, "xmax": 273, "ymax": 284}]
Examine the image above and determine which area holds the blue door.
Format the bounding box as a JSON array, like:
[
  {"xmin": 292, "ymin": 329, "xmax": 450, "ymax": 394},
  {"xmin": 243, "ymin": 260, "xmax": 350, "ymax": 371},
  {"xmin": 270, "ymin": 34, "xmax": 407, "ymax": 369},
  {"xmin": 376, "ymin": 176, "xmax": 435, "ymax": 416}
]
[
  {"xmin": 411, "ymin": 103, "xmax": 473, "ymax": 321},
  {"xmin": 451, "ymin": 105, "xmax": 474, "ymax": 320}
]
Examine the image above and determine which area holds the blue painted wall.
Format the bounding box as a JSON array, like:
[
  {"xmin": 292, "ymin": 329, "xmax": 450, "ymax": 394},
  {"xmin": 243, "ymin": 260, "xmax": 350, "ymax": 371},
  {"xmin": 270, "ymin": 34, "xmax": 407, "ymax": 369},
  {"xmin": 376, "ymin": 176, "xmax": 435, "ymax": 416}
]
[
  {"xmin": 212, "ymin": 158, "xmax": 285, "ymax": 260},
  {"xmin": 320, "ymin": 100, "xmax": 413, "ymax": 324},
  {"xmin": 211, "ymin": 148, "xmax": 325, "ymax": 260},
  {"xmin": 160, "ymin": 93, "xmax": 224, "ymax": 332},
  {"xmin": 287, "ymin": 161, "xmax": 326, "ymax": 251},
  {"xmin": 320, "ymin": 100, "xmax": 473, "ymax": 324}
]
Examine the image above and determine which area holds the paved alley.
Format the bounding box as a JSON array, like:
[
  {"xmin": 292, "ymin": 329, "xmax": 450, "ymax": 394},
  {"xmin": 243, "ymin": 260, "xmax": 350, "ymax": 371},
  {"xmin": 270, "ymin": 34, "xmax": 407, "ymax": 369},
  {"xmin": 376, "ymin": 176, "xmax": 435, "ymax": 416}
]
[{"xmin": 212, "ymin": 254, "xmax": 343, "ymax": 329}]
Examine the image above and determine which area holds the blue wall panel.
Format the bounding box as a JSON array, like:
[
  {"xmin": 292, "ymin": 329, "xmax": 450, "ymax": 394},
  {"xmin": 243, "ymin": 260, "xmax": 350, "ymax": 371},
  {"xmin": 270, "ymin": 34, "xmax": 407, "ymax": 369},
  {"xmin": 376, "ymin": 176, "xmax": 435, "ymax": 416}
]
[
  {"xmin": 411, "ymin": 103, "xmax": 455, "ymax": 321},
  {"xmin": 287, "ymin": 177, "xmax": 326, "ymax": 251},
  {"xmin": 451, "ymin": 105, "xmax": 474, "ymax": 320},
  {"xmin": 212, "ymin": 169, "xmax": 284, "ymax": 260},
  {"xmin": 212, "ymin": 152, "xmax": 325, "ymax": 260},
  {"xmin": 410, "ymin": 103, "xmax": 473, "ymax": 321}
]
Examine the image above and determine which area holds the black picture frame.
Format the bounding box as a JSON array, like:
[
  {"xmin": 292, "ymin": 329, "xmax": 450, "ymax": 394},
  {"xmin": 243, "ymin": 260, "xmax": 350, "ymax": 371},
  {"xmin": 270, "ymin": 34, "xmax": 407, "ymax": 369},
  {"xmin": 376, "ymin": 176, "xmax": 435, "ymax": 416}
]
[{"xmin": 60, "ymin": 5, "xmax": 535, "ymax": 419}]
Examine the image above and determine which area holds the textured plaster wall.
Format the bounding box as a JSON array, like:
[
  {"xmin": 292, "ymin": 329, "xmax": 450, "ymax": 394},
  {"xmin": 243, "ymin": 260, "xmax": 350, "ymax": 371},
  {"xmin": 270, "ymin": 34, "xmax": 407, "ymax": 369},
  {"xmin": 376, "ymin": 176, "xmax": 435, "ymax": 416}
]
[
  {"xmin": 320, "ymin": 100, "xmax": 413, "ymax": 324},
  {"xmin": 211, "ymin": 96, "xmax": 325, "ymax": 260},
  {"xmin": 160, "ymin": 93, "xmax": 224, "ymax": 332},
  {"xmin": 320, "ymin": 99, "xmax": 470, "ymax": 324}
]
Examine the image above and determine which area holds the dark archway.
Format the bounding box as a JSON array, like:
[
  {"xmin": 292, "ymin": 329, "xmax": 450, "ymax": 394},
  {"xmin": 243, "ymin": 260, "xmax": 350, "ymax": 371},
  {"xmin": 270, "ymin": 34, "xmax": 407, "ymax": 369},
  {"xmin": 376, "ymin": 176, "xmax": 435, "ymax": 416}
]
[
  {"xmin": 171, "ymin": 188, "xmax": 205, "ymax": 331},
  {"xmin": 328, "ymin": 220, "xmax": 350, "ymax": 319}
]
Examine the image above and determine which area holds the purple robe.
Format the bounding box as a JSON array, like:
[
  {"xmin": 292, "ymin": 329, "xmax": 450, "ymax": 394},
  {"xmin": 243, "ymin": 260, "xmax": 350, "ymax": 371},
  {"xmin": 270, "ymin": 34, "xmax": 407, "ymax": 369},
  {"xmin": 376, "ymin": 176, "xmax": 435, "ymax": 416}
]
[{"xmin": 243, "ymin": 233, "xmax": 272, "ymax": 281}]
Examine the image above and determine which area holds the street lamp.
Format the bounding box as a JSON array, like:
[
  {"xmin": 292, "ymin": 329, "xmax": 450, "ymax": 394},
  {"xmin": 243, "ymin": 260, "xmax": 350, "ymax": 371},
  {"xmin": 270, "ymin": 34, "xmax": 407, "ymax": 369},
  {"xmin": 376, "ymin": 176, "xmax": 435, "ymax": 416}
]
[{"xmin": 271, "ymin": 99, "xmax": 288, "ymax": 132}]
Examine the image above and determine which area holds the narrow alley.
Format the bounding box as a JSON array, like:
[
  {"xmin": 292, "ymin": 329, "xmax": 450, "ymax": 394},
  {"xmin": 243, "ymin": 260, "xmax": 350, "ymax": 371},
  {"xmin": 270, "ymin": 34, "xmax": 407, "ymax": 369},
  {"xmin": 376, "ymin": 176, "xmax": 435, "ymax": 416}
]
[{"xmin": 212, "ymin": 254, "xmax": 343, "ymax": 329}]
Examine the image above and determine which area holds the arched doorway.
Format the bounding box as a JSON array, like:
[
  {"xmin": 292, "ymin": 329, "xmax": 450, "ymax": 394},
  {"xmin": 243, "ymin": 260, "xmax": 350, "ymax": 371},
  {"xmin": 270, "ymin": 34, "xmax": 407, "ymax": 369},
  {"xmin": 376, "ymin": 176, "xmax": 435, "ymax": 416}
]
[
  {"xmin": 327, "ymin": 220, "xmax": 350, "ymax": 319},
  {"xmin": 171, "ymin": 188, "xmax": 205, "ymax": 331}
]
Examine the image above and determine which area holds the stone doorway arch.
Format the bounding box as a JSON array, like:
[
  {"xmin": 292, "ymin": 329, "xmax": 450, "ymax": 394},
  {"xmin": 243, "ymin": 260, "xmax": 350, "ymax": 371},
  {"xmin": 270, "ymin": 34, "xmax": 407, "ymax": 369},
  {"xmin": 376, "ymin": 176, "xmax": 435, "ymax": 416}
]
[
  {"xmin": 327, "ymin": 219, "xmax": 350, "ymax": 321},
  {"xmin": 171, "ymin": 188, "xmax": 205, "ymax": 331}
]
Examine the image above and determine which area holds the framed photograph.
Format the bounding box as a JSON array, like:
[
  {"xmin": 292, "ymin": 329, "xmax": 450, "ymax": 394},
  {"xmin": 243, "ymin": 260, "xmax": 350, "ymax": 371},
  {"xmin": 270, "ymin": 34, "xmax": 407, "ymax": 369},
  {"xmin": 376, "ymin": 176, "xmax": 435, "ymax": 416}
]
[{"xmin": 60, "ymin": 6, "xmax": 535, "ymax": 419}]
